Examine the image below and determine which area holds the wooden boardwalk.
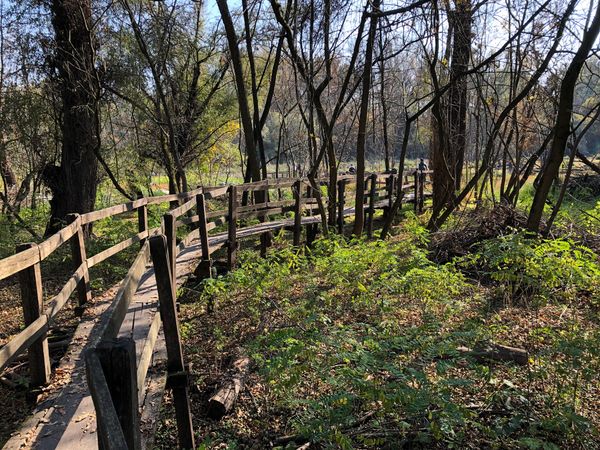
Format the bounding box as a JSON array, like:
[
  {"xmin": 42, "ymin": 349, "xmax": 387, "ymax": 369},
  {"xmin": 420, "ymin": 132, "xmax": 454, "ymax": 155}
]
[
  {"xmin": 3, "ymin": 203, "xmax": 376, "ymax": 449},
  {"xmin": 0, "ymin": 172, "xmax": 432, "ymax": 449}
]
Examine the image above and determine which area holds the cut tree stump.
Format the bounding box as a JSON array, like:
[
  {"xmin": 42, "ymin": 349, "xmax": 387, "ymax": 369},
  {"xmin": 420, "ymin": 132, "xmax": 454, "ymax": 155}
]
[
  {"xmin": 207, "ymin": 355, "xmax": 250, "ymax": 420},
  {"xmin": 458, "ymin": 343, "xmax": 529, "ymax": 366}
]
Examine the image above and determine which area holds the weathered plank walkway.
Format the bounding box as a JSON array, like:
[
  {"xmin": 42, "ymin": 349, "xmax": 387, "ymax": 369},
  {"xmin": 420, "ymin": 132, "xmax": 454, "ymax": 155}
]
[
  {"xmin": 3, "ymin": 204, "xmax": 373, "ymax": 449},
  {"xmin": 0, "ymin": 172, "xmax": 433, "ymax": 449}
]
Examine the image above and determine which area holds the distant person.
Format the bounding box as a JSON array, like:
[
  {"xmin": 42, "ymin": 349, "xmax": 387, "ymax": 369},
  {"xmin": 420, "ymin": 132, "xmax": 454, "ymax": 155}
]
[
  {"xmin": 348, "ymin": 166, "xmax": 356, "ymax": 175},
  {"xmin": 418, "ymin": 158, "xmax": 428, "ymax": 172}
]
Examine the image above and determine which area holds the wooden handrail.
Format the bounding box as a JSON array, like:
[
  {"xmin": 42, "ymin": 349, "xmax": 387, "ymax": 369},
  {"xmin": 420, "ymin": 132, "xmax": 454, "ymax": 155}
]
[{"xmin": 0, "ymin": 171, "xmax": 429, "ymax": 404}]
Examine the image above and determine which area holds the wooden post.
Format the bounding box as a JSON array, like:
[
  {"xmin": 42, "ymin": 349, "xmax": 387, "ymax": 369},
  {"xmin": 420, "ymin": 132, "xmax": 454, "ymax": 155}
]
[
  {"xmin": 163, "ymin": 213, "xmax": 177, "ymax": 281},
  {"xmin": 66, "ymin": 213, "xmax": 91, "ymax": 307},
  {"xmin": 195, "ymin": 193, "xmax": 212, "ymax": 278},
  {"xmin": 138, "ymin": 202, "xmax": 148, "ymax": 247},
  {"xmin": 383, "ymin": 174, "xmax": 393, "ymax": 220},
  {"xmin": 85, "ymin": 352, "xmax": 129, "ymax": 450},
  {"xmin": 293, "ymin": 180, "xmax": 302, "ymax": 246},
  {"xmin": 418, "ymin": 171, "xmax": 425, "ymax": 213},
  {"xmin": 149, "ymin": 235, "xmax": 195, "ymax": 450},
  {"xmin": 337, "ymin": 179, "xmax": 346, "ymax": 233},
  {"xmin": 305, "ymin": 185, "xmax": 312, "ymax": 217},
  {"xmin": 93, "ymin": 338, "xmax": 141, "ymax": 450},
  {"xmin": 16, "ymin": 243, "xmax": 50, "ymax": 387},
  {"xmin": 413, "ymin": 171, "xmax": 419, "ymax": 213},
  {"xmin": 260, "ymin": 231, "xmax": 273, "ymax": 257},
  {"xmin": 227, "ymin": 185, "xmax": 238, "ymax": 270},
  {"xmin": 367, "ymin": 174, "xmax": 377, "ymax": 238}
]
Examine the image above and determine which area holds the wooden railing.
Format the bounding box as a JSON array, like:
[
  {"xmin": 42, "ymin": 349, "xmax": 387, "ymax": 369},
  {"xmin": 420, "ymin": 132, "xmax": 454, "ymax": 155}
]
[{"xmin": 0, "ymin": 170, "xmax": 432, "ymax": 449}]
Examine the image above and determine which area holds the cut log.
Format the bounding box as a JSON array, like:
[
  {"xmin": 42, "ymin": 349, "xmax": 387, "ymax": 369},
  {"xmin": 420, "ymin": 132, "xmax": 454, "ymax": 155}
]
[
  {"xmin": 458, "ymin": 343, "xmax": 529, "ymax": 366},
  {"xmin": 207, "ymin": 355, "xmax": 250, "ymax": 420}
]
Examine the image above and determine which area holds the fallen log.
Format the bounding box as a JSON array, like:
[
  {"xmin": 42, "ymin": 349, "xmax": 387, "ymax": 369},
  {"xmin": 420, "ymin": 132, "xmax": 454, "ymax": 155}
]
[
  {"xmin": 457, "ymin": 343, "xmax": 529, "ymax": 366},
  {"xmin": 207, "ymin": 354, "xmax": 250, "ymax": 420}
]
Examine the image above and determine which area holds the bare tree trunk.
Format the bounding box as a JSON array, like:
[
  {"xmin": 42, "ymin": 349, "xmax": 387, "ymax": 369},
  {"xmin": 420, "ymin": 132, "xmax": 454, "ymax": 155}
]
[
  {"xmin": 217, "ymin": 0, "xmax": 261, "ymax": 186},
  {"xmin": 354, "ymin": 0, "xmax": 380, "ymax": 235},
  {"xmin": 527, "ymin": 1, "xmax": 600, "ymax": 232},
  {"xmin": 433, "ymin": 0, "xmax": 472, "ymax": 210}
]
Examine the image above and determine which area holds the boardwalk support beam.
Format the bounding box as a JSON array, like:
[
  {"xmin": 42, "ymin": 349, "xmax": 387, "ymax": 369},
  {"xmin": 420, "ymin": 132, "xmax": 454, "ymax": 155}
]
[
  {"xmin": 337, "ymin": 179, "xmax": 346, "ymax": 233},
  {"xmin": 149, "ymin": 235, "xmax": 195, "ymax": 450},
  {"xmin": 228, "ymin": 185, "xmax": 239, "ymax": 270},
  {"xmin": 293, "ymin": 180, "xmax": 302, "ymax": 246},
  {"xmin": 91, "ymin": 338, "xmax": 141, "ymax": 450},
  {"xmin": 16, "ymin": 243, "xmax": 50, "ymax": 387},
  {"xmin": 163, "ymin": 213, "xmax": 177, "ymax": 279},
  {"xmin": 66, "ymin": 213, "xmax": 91, "ymax": 307},
  {"xmin": 195, "ymin": 193, "xmax": 212, "ymax": 278},
  {"xmin": 367, "ymin": 174, "xmax": 377, "ymax": 238},
  {"xmin": 138, "ymin": 201, "xmax": 148, "ymax": 247}
]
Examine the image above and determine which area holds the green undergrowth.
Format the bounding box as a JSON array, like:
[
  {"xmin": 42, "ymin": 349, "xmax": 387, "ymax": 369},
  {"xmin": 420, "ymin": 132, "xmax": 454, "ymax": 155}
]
[{"xmin": 174, "ymin": 217, "xmax": 600, "ymax": 449}]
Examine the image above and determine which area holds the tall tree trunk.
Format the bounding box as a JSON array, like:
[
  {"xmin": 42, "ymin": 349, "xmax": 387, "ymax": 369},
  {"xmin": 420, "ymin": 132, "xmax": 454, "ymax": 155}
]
[
  {"xmin": 217, "ymin": 0, "xmax": 261, "ymax": 186},
  {"xmin": 432, "ymin": 0, "xmax": 472, "ymax": 209},
  {"xmin": 354, "ymin": 0, "xmax": 380, "ymax": 235},
  {"xmin": 527, "ymin": 1, "xmax": 600, "ymax": 232},
  {"xmin": 448, "ymin": 0, "xmax": 471, "ymax": 187},
  {"xmin": 46, "ymin": 0, "xmax": 100, "ymax": 235}
]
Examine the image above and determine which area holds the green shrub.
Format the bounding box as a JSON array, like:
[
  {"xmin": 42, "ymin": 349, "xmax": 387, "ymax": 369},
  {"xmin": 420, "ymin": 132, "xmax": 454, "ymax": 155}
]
[{"xmin": 462, "ymin": 231, "xmax": 600, "ymax": 305}]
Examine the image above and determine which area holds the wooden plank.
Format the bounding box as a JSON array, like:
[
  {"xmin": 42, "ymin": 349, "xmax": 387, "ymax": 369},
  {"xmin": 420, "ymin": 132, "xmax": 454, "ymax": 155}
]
[
  {"xmin": 0, "ymin": 245, "xmax": 40, "ymax": 281},
  {"xmin": 136, "ymin": 312, "xmax": 162, "ymax": 403},
  {"xmin": 206, "ymin": 209, "xmax": 228, "ymax": 220},
  {"xmin": 237, "ymin": 201, "xmax": 269, "ymax": 214},
  {"xmin": 206, "ymin": 217, "xmax": 226, "ymax": 232},
  {"xmin": 45, "ymin": 262, "xmax": 89, "ymax": 321},
  {"xmin": 203, "ymin": 186, "xmax": 229, "ymax": 199},
  {"xmin": 168, "ymin": 197, "xmax": 196, "ymax": 219},
  {"xmin": 94, "ymin": 339, "xmax": 141, "ymax": 450},
  {"xmin": 179, "ymin": 228, "xmax": 200, "ymax": 251},
  {"xmin": 176, "ymin": 215, "xmax": 199, "ymax": 227},
  {"xmin": 80, "ymin": 198, "xmax": 147, "ymax": 225},
  {"xmin": 100, "ymin": 243, "xmax": 150, "ymax": 342},
  {"xmin": 84, "ymin": 351, "xmax": 130, "ymax": 450},
  {"xmin": 145, "ymin": 188, "xmax": 202, "ymax": 206},
  {"xmin": 237, "ymin": 207, "xmax": 285, "ymax": 220},
  {"xmin": 36, "ymin": 218, "xmax": 80, "ymax": 260},
  {"xmin": 149, "ymin": 236, "xmax": 195, "ymax": 450},
  {"xmin": 0, "ymin": 315, "xmax": 48, "ymax": 372},
  {"xmin": 16, "ymin": 243, "xmax": 51, "ymax": 386},
  {"xmin": 87, "ymin": 230, "xmax": 149, "ymax": 268},
  {"xmin": 237, "ymin": 179, "xmax": 268, "ymax": 193}
]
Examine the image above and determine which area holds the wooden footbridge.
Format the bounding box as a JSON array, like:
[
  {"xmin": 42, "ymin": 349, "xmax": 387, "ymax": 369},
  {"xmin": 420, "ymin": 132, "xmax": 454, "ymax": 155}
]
[{"xmin": 0, "ymin": 171, "xmax": 431, "ymax": 449}]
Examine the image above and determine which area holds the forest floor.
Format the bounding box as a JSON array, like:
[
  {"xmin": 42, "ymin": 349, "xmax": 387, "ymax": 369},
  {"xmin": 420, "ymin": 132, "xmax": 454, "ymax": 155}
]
[{"xmin": 154, "ymin": 201, "xmax": 600, "ymax": 449}]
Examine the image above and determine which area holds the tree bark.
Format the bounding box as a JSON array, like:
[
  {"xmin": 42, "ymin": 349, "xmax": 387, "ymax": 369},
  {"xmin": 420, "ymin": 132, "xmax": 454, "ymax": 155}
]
[
  {"xmin": 217, "ymin": 0, "xmax": 261, "ymax": 186},
  {"xmin": 527, "ymin": 1, "xmax": 600, "ymax": 232},
  {"xmin": 354, "ymin": 0, "xmax": 380, "ymax": 235},
  {"xmin": 47, "ymin": 0, "xmax": 100, "ymax": 235},
  {"xmin": 432, "ymin": 0, "xmax": 472, "ymax": 210}
]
